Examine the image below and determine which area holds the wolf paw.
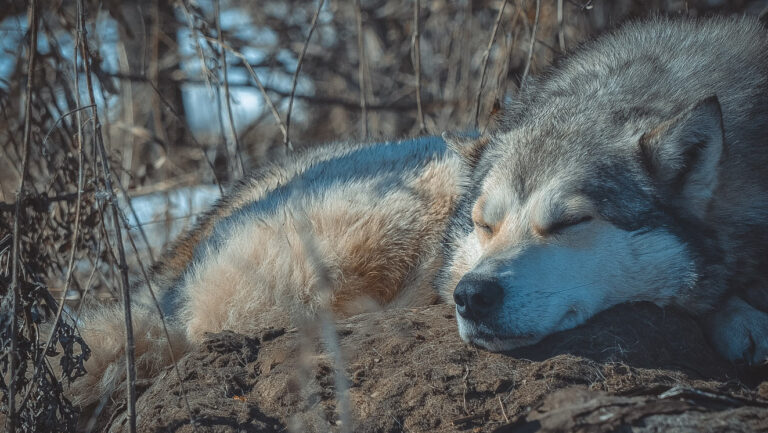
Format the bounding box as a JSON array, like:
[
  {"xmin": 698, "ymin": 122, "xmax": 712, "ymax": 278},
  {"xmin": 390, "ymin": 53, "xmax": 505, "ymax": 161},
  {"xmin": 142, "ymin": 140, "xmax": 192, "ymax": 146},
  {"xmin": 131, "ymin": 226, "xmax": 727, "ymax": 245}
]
[{"xmin": 705, "ymin": 296, "xmax": 768, "ymax": 365}]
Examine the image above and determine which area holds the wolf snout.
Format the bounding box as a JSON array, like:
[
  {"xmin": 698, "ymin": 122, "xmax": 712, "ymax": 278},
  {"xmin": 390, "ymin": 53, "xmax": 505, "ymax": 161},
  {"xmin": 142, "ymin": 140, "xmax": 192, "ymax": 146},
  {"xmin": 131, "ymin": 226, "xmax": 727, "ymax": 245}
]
[{"xmin": 453, "ymin": 275, "xmax": 504, "ymax": 320}]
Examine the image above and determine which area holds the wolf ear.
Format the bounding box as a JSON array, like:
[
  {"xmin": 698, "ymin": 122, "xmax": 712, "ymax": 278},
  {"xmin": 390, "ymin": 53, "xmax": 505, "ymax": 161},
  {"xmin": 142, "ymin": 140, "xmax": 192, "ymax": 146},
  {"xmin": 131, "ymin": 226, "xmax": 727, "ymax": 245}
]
[
  {"xmin": 638, "ymin": 95, "xmax": 724, "ymax": 214},
  {"xmin": 442, "ymin": 132, "xmax": 490, "ymax": 168}
]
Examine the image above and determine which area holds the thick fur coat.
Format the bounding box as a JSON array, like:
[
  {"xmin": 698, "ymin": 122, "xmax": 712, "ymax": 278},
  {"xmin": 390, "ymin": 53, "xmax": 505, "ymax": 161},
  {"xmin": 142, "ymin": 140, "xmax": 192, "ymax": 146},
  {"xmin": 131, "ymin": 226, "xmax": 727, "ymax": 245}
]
[
  {"xmin": 72, "ymin": 15, "xmax": 768, "ymax": 410},
  {"xmin": 442, "ymin": 15, "xmax": 768, "ymax": 364}
]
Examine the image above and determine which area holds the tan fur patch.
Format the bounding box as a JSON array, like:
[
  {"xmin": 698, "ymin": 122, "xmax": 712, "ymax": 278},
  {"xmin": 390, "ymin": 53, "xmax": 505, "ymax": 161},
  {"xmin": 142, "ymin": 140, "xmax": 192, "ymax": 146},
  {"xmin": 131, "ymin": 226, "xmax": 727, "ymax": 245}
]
[{"xmin": 180, "ymin": 153, "xmax": 466, "ymax": 340}]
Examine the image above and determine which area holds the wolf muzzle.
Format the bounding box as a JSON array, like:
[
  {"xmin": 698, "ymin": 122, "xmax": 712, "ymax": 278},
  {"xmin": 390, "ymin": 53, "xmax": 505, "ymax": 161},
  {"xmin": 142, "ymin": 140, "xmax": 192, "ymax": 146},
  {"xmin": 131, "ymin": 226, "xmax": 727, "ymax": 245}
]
[{"xmin": 453, "ymin": 275, "xmax": 504, "ymax": 321}]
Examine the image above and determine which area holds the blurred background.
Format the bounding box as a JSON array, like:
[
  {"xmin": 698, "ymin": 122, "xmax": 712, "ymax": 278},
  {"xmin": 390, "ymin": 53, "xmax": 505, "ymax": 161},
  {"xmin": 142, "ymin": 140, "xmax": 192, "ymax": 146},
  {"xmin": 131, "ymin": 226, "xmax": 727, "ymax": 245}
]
[{"xmin": 1, "ymin": 0, "xmax": 766, "ymax": 431}]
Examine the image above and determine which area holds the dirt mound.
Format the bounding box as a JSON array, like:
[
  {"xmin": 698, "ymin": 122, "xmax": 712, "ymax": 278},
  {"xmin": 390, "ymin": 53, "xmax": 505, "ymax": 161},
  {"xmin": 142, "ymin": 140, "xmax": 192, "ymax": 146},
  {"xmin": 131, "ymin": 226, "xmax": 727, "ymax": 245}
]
[{"xmin": 104, "ymin": 303, "xmax": 768, "ymax": 432}]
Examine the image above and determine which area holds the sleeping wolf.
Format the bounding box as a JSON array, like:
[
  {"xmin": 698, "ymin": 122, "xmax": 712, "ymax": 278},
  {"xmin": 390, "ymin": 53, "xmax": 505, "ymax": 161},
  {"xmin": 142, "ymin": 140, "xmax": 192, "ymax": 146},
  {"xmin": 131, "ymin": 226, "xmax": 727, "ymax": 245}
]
[
  {"xmin": 441, "ymin": 15, "xmax": 768, "ymax": 365},
  {"xmin": 74, "ymin": 14, "xmax": 768, "ymax": 409}
]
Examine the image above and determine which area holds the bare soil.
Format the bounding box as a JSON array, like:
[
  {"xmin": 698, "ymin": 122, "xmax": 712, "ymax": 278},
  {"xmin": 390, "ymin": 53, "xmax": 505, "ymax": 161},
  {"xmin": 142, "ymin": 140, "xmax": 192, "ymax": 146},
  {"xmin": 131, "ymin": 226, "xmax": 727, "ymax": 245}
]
[{"xmin": 103, "ymin": 303, "xmax": 768, "ymax": 432}]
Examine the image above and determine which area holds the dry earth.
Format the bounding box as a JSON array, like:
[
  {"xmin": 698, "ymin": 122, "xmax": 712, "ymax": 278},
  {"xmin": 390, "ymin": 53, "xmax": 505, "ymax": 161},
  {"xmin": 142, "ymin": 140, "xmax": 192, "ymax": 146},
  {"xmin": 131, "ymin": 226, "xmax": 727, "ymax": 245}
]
[{"xmin": 101, "ymin": 303, "xmax": 768, "ymax": 433}]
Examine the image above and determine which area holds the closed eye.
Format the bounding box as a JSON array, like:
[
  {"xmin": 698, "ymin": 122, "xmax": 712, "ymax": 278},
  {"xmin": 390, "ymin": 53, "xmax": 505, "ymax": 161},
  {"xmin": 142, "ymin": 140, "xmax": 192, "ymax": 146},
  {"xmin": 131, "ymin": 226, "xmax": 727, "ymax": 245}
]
[
  {"xmin": 546, "ymin": 215, "xmax": 593, "ymax": 234},
  {"xmin": 474, "ymin": 220, "xmax": 494, "ymax": 235}
]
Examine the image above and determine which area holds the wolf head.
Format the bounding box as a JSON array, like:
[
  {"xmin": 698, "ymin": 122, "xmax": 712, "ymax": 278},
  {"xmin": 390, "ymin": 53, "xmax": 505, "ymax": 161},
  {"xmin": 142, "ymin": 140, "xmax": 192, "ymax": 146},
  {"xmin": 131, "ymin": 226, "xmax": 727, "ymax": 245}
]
[{"xmin": 440, "ymin": 96, "xmax": 727, "ymax": 351}]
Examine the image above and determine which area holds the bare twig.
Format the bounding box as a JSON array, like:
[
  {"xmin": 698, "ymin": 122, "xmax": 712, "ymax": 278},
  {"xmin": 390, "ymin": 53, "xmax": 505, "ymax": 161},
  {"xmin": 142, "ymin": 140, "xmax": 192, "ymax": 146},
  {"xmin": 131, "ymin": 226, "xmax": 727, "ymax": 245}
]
[
  {"xmin": 145, "ymin": 79, "xmax": 224, "ymax": 194},
  {"xmin": 107, "ymin": 70, "xmax": 454, "ymax": 112},
  {"xmin": 114, "ymin": 175, "xmax": 156, "ymax": 263},
  {"xmin": 7, "ymin": 2, "xmax": 37, "ymax": 431},
  {"xmin": 239, "ymin": 61, "xmax": 289, "ymax": 143},
  {"xmin": 76, "ymin": 1, "xmax": 138, "ymax": 431},
  {"xmin": 285, "ymin": 0, "xmax": 325, "ymax": 150},
  {"xmin": 214, "ymin": 0, "xmax": 244, "ymax": 177},
  {"xmin": 474, "ymin": 0, "xmax": 509, "ymax": 128},
  {"xmin": 461, "ymin": 365, "xmax": 470, "ymax": 413},
  {"xmin": 18, "ymin": 18, "xmax": 88, "ymax": 410},
  {"xmin": 411, "ymin": 0, "xmax": 425, "ymax": 133},
  {"xmin": 521, "ymin": 0, "xmax": 541, "ymax": 89},
  {"xmin": 498, "ymin": 395, "xmax": 509, "ymax": 423},
  {"xmin": 201, "ymin": 36, "xmax": 289, "ymax": 147},
  {"xmin": 177, "ymin": 1, "xmax": 214, "ymax": 89},
  {"xmin": 557, "ymin": 0, "xmax": 566, "ymax": 52},
  {"xmin": 354, "ymin": 0, "xmax": 368, "ymax": 137},
  {"xmin": 492, "ymin": 7, "xmax": 522, "ymax": 111},
  {"xmin": 121, "ymin": 217, "xmax": 197, "ymax": 431},
  {"xmin": 0, "ymin": 189, "xmax": 96, "ymax": 213},
  {"xmin": 41, "ymin": 104, "xmax": 96, "ymax": 148},
  {"xmin": 74, "ymin": 238, "xmax": 101, "ymax": 322}
]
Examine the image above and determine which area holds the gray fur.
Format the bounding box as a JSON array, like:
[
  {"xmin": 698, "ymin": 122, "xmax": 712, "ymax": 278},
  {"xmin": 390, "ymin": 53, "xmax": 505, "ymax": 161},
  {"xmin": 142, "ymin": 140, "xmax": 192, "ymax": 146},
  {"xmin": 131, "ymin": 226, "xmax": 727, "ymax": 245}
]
[{"xmin": 441, "ymin": 16, "xmax": 768, "ymax": 364}]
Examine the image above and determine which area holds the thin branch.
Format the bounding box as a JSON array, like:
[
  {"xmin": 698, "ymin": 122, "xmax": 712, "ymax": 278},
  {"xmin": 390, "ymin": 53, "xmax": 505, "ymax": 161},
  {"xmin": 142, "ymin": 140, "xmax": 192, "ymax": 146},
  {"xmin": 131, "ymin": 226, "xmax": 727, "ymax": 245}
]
[
  {"xmin": 285, "ymin": 0, "xmax": 325, "ymax": 150},
  {"xmin": 18, "ymin": 17, "xmax": 88, "ymax": 410},
  {"xmin": 121, "ymin": 216, "xmax": 197, "ymax": 431},
  {"xmin": 354, "ymin": 0, "xmax": 368, "ymax": 137},
  {"xmin": 76, "ymin": 0, "xmax": 138, "ymax": 431},
  {"xmin": 107, "ymin": 70, "xmax": 455, "ymax": 112},
  {"xmin": 498, "ymin": 394, "xmax": 509, "ymax": 422},
  {"xmin": 474, "ymin": 0, "xmax": 509, "ymax": 128},
  {"xmin": 7, "ymin": 2, "xmax": 37, "ymax": 432},
  {"xmin": 73, "ymin": 238, "xmax": 100, "ymax": 324},
  {"xmin": 145, "ymin": 79, "xmax": 224, "ymax": 194},
  {"xmin": 0, "ymin": 189, "xmax": 96, "ymax": 213},
  {"xmin": 214, "ymin": 0, "xmax": 244, "ymax": 177},
  {"xmin": 491, "ymin": 7, "xmax": 523, "ymax": 115},
  {"xmin": 201, "ymin": 36, "xmax": 288, "ymax": 146},
  {"xmin": 40, "ymin": 104, "xmax": 96, "ymax": 149},
  {"xmin": 411, "ymin": 0, "xmax": 425, "ymax": 133},
  {"xmin": 557, "ymin": 0, "xmax": 566, "ymax": 52},
  {"xmin": 177, "ymin": 0, "xmax": 214, "ymax": 90},
  {"xmin": 521, "ymin": 0, "xmax": 541, "ymax": 89},
  {"xmin": 113, "ymin": 175, "xmax": 155, "ymax": 264}
]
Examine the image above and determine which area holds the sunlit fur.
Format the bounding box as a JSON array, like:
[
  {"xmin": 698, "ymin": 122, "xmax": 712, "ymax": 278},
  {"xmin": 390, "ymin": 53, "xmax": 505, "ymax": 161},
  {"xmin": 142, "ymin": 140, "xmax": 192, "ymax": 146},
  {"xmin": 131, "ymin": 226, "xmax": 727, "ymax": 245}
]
[
  {"xmin": 71, "ymin": 17, "xmax": 768, "ymax": 410},
  {"xmin": 72, "ymin": 136, "xmax": 468, "ymax": 407},
  {"xmin": 440, "ymin": 16, "xmax": 768, "ymax": 364}
]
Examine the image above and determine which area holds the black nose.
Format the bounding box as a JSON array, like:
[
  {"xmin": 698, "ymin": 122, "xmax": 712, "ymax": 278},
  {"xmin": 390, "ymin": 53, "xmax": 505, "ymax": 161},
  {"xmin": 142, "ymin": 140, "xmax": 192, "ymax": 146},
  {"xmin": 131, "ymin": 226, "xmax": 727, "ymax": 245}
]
[{"xmin": 453, "ymin": 276, "xmax": 504, "ymax": 320}]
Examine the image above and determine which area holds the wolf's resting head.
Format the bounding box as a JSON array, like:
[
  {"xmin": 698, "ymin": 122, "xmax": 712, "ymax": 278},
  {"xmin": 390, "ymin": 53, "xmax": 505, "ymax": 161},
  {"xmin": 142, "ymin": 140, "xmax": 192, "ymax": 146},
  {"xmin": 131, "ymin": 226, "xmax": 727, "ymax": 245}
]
[{"xmin": 438, "ymin": 16, "xmax": 768, "ymax": 352}]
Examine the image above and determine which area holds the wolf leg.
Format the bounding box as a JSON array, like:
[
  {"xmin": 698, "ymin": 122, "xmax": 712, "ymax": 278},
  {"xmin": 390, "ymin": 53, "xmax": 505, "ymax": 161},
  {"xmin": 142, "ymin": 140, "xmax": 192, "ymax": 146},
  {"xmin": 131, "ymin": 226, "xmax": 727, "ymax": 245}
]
[{"xmin": 704, "ymin": 296, "xmax": 768, "ymax": 365}]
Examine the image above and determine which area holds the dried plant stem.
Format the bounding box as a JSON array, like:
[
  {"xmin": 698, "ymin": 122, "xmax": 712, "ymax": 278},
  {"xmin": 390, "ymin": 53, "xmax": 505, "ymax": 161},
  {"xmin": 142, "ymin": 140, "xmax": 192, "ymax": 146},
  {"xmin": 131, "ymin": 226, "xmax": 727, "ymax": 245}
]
[
  {"xmin": 110, "ymin": 69, "xmax": 452, "ymax": 113},
  {"xmin": 74, "ymin": 239, "xmax": 101, "ymax": 322},
  {"xmin": 498, "ymin": 394, "xmax": 509, "ymax": 422},
  {"xmin": 178, "ymin": 1, "xmax": 214, "ymax": 89},
  {"xmin": 521, "ymin": 0, "xmax": 541, "ymax": 89},
  {"xmin": 121, "ymin": 220, "xmax": 197, "ymax": 431},
  {"xmin": 202, "ymin": 35, "xmax": 289, "ymax": 149},
  {"xmin": 354, "ymin": 0, "xmax": 368, "ymax": 137},
  {"xmin": 411, "ymin": 0, "xmax": 425, "ymax": 133},
  {"xmin": 474, "ymin": 0, "xmax": 509, "ymax": 128},
  {"xmin": 557, "ymin": 0, "xmax": 566, "ymax": 52},
  {"xmin": 58, "ymin": 26, "xmax": 87, "ymax": 311},
  {"xmin": 0, "ymin": 189, "xmax": 95, "ymax": 213},
  {"xmin": 18, "ymin": 17, "xmax": 88, "ymax": 409},
  {"xmin": 76, "ymin": 0, "xmax": 137, "ymax": 431},
  {"xmin": 214, "ymin": 0, "xmax": 244, "ymax": 177},
  {"xmin": 146, "ymin": 79, "xmax": 224, "ymax": 194},
  {"xmin": 285, "ymin": 0, "xmax": 325, "ymax": 150},
  {"xmin": 113, "ymin": 175, "xmax": 156, "ymax": 263},
  {"xmin": 7, "ymin": 2, "xmax": 37, "ymax": 432}
]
